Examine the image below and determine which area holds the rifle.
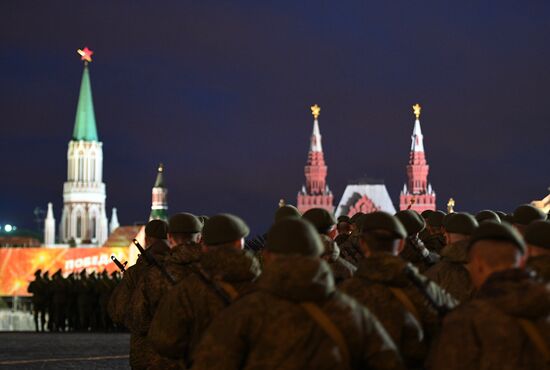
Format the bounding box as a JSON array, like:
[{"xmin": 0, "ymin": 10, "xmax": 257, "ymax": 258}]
[
  {"xmin": 404, "ymin": 264, "xmax": 458, "ymax": 317},
  {"xmin": 132, "ymin": 239, "xmax": 176, "ymax": 285},
  {"xmin": 111, "ymin": 255, "xmax": 128, "ymax": 273}
]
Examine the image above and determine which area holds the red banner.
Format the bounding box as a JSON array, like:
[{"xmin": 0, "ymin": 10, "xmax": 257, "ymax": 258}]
[{"xmin": 0, "ymin": 247, "xmax": 131, "ymax": 296}]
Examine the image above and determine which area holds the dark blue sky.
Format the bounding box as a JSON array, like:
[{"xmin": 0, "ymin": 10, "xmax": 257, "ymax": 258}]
[{"xmin": 1, "ymin": 1, "xmax": 549, "ymax": 235}]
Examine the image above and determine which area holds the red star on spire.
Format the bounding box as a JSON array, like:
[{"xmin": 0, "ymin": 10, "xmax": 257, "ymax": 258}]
[{"xmin": 77, "ymin": 47, "xmax": 94, "ymax": 63}]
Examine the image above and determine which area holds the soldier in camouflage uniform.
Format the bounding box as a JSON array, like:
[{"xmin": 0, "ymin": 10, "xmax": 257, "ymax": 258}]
[
  {"xmin": 192, "ymin": 217, "xmax": 404, "ymax": 370},
  {"xmin": 422, "ymin": 211, "xmax": 447, "ymax": 254},
  {"xmin": 338, "ymin": 212, "xmax": 365, "ymax": 266},
  {"xmin": 396, "ymin": 210, "xmax": 439, "ymax": 273},
  {"xmin": 148, "ymin": 214, "xmax": 259, "ymax": 369},
  {"xmin": 340, "ymin": 212, "xmax": 457, "ymax": 369},
  {"xmin": 429, "ymin": 221, "xmax": 550, "ymax": 370},
  {"xmin": 524, "ymin": 220, "xmax": 550, "ymax": 282},
  {"xmin": 107, "ymin": 219, "xmax": 170, "ymax": 370},
  {"xmin": 130, "ymin": 213, "xmax": 204, "ymax": 368},
  {"xmin": 302, "ymin": 208, "xmax": 356, "ymax": 283},
  {"xmin": 424, "ymin": 213, "xmax": 478, "ymax": 302}
]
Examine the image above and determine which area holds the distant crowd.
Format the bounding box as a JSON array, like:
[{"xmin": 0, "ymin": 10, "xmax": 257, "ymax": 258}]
[
  {"xmin": 28, "ymin": 204, "xmax": 550, "ymax": 370},
  {"xmin": 27, "ymin": 269, "xmax": 122, "ymax": 332}
]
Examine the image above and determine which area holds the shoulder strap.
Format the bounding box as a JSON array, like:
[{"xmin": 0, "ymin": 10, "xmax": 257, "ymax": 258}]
[
  {"xmin": 388, "ymin": 287, "xmax": 422, "ymax": 325},
  {"xmin": 300, "ymin": 302, "xmax": 351, "ymax": 370},
  {"xmin": 517, "ymin": 318, "xmax": 550, "ymax": 363},
  {"xmin": 191, "ymin": 265, "xmax": 235, "ymax": 305}
]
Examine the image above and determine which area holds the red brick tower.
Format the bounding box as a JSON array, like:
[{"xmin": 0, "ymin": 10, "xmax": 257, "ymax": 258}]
[
  {"xmin": 297, "ymin": 105, "xmax": 334, "ymax": 214},
  {"xmin": 399, "ymin": 104, "xmax": 436, "ymax": 212}
]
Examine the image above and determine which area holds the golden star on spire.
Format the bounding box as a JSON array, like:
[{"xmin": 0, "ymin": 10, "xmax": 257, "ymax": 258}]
[
  {"xmin": 311, "ymin": 104, "xmax": 321, "ymax": 120},
  {"xmin": 413, "ymin": 103, "xmax": 421, "ymax": 119}
]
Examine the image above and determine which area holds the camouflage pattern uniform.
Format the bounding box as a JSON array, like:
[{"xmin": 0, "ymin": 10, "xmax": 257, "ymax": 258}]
[
  {"xmin": 148, "ymin": 246, "xmax": 260, "ymax": 369},
  {"xmin": 422, "ymin": 233, "xmax": 446, "ymax": 254},
  {"xmin": 429, "ymin": 269, "xmax": 550, "ymax": 370},
  {"xmin": 424, "ymin": 239, "xmax": 474, "ymax": 302},
  {"xmin": 399, "ymin": 235, "xmax": 439, "ymax": 273},
  {"xmin": 526, "ymin": 255, "xmax": 550, "ymax": 282},
  {"xmin": 340, "ymin": 252, "xmax": 457, "ymax": 369},
  {"xmin": 192, "ymin": 256, "xmax": 404, "ymax": 370},
  {"xmin": 320, "ymin": 235, "xmax": 356, "ymax": 284},
  {"xmin": 338, "ymin": 234, "xmax": 364, "ymax": 266},
  {"xmin": 108, "ymin": 239, "xmax": 171, "ymax": 370}
]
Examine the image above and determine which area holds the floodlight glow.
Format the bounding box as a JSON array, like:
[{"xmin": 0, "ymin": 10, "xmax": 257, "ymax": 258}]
[{"xmin": 4, "ymin": 225, "xmax": 13, "ymax": 232}]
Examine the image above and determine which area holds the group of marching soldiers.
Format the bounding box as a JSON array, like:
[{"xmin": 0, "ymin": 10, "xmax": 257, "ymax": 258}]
[
  {"xmin": 105, "ymin": 204, "xmax": 547, "ymax": 369},
  {"xmin": 27, "ymin": 268, "xmax": 122, "ymax": 332}
]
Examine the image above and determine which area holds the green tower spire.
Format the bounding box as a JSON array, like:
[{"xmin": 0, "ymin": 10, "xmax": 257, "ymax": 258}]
[{"xmin": 72, "ymin": 65, "xmax": 98, "ymax": 141}]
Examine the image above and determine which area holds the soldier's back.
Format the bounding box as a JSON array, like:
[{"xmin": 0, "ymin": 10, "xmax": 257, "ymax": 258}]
[
  {"xmin": 424, "ymin": 240, "xmax": 473, "ymax": 302},
  {"xmin": 192, "ymin": 255, "xmax": 404, "ymax": 370},
  {"xmin": 430, "ymin": 269, "xmax": 550, "ymax": 370}
]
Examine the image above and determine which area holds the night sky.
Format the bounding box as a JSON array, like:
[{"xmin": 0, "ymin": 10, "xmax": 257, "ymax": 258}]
[{"xmin": 1, "ymin": 1, "xmax": 549, "ymax": 235}]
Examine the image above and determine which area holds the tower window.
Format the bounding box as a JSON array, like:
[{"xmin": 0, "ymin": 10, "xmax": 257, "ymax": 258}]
[{"xmin": 76, "ymin": 215, "xmax": 82, "ymax": 238}]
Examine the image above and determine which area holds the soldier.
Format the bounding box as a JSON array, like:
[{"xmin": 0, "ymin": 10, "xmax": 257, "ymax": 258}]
[
  {"xmin": 129, "ymin": 213, "xmax": 204, "ymax": 367},
  {"xmin": 245, "ymin": 205, "xmax": 300, "ymax": 252},
  {"xmin": 148, "ymin": 213, "xmax": 259, "ymax": 369},
  {"xmin": 422, "ymin": 211, "xmax": 447, "ymax": 254},
  {"xmin": 340, "ymin": 212, "xmax": 457, "ymax": 369},
  {"xmin": 50, "ymin": 269, "xmax": 68, "ymax": 331},
  {"xmin": 335, "ymin": 215, "xmax": 352, "ymax": 244},
  {"xmin": 107, "ymin": 219, "xmax": 169, "ymax": 370},
  {"xmin": 475, "ymin": 210, "xmax": 501, "ymax": 224},
  {"xmin": 96, "ymin": 270, "xmax": 114, "ymax": 331},
  {"xmin": 27, "ymin": 269, "xmax": 47, "ymax": 332},
  {"xmin": 429, "ymin": 221, "xmax": 550, "ymax": 370},
  {"xmin": 338, "ymin": 212, "xmax": 365, "ymax": 265},
  {"xmin": 511, "ymin": 204, "xmax": 547, "ymax": 235},
  {"xmin": 192, "ymin": 217, "xmax": 404, "ymax": 370},
  {"xmin": 42, "ymin": 271, "xmax": 53, "ymax": 331},
  {"xmin": 424, "ymin": 213, "xmax": 478, "ymax": 302},
  {"xmin": 524, "ymin": 220, "xmax": 550, "ymax": 281},
  {"xmin": 396, "ymin": 210, "xmax": 439, "ymax": 272},
  {"xmin": 302, "ymin": 208, "xmax": 356, "ymax": 283},
  {"xmin": 65, "ymin": 272, "xmax": 78, "ymax": 331},
  {"xmin": 77, "ymin": 269, "xmax": 93, "ymax": 331}
]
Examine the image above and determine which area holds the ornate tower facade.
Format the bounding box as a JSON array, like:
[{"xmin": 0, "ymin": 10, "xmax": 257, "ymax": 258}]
[
  {"xmin": 59, "ymin": 48, "xmax": 109, "ymax": 245},
  {"xmin": 149, "ymin": 163, "xmax": 168, "ymax": 221},
  {"xmin": 399, "ymin": 104, "xmax": 436, "ymax": 212},
  {"xmin": 297, "ymin": 105, "xmax": 334, "ymax": 214}
]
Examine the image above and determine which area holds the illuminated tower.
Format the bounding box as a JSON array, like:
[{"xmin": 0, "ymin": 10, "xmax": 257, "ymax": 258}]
[
  {"xmin": 59, "ymin": 48, "xmax": 109, "ymax": 245},
  {"xmin": 44, "ymin": 203, "xmax": 56, "ymax": 245},
  {"xmin": 399, "ymin": 104, "xmax": 436, "ymax": 212},
  {"xmin": 149, "ymin": 163, "xmax": 168, "ymax": 221},
  {"xmin": 297, "ymin": 105, "xmax": 334, "ymax": 214}
]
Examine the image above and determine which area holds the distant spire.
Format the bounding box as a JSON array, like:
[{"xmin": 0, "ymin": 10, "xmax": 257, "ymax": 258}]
[
  {"xmin": 309, "ymin": 104, "xmax": 323, "ymax": 152},
  {"xmin": 410, "ymin": 103, "xmax": 424, "ymax": 152},
  {"xmin": 44, "ymin": 202, "xmax": 56, "ymax": 245},
  {"xmin": 73, "ymin": 47, "xmax": 98, "ymax": 141},
  {"xmin": 110, "ymin": 208, "xmax": 120, "ymax": 233},
  {"xmin": 150, "ymin": 163, "xmax": 168, "ymax": 221},
  {"xmin": 154, "ymin": 163, "xmax": 165, "ymax": 187}
]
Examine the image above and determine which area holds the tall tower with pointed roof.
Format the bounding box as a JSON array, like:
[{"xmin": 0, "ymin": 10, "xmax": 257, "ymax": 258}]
[
  {"xmin": 149, "ymin": 164, "xmax": 168, "ymax": 221},
  {"xmin": 399, "ymin": 104, "xmax": 436, "ymax": 212},
  {"xmin": 297, "ymin": 105, "xmax": 334, "ymax": 214},
  {"xmin": 59, "ymin": 48, "xmax": 109, "ymax": 245}
]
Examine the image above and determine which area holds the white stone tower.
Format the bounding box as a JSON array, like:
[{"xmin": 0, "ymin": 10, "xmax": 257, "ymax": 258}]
[
  {"xmin": 44, "ymin": 202, "xmax": 56, "ymax": 245},
  {"xmin": 59, "ymin": 48, "xmax": 109, "ymax": 245}
]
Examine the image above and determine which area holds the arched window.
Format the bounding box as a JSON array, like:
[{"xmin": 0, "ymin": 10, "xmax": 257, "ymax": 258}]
[
  {"xmin": 78, "ymin": 157, "xmax": 84, "ymax": 181},
  {"xmin": 76, "ymin": 214, "xmax": 82, "ymax": 238},
  {"xmin": 90, "ymin": 217, "xmax": 97, "ymax": 239}
]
